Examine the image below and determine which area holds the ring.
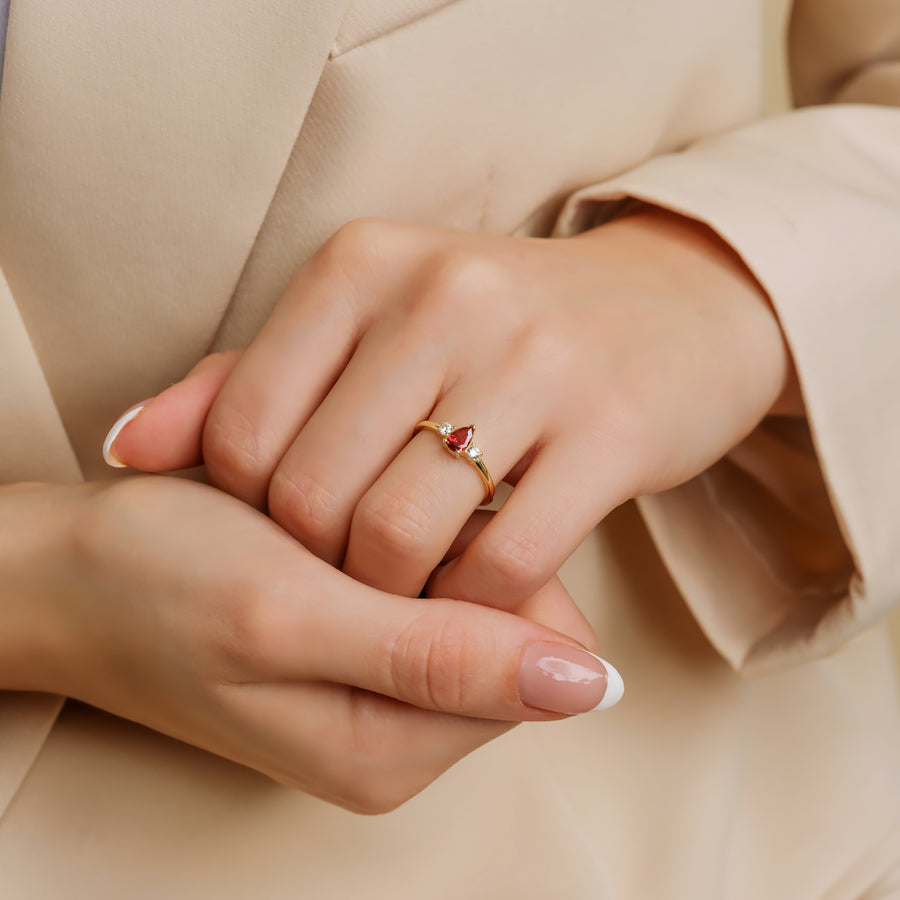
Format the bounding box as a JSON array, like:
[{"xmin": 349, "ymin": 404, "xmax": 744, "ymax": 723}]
[{"xmin": 415, "ymin": 421, "xmax": 496, "ymax": 506}]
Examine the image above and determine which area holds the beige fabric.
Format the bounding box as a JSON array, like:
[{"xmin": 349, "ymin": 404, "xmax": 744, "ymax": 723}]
[{"xmin": 0, "ymin": 0, "xmax": 899, "ymax": 896}]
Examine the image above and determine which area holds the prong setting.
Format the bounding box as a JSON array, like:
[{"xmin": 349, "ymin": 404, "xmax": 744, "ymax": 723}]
[{"xmin": 414, "ymin": 419, "xmax": 495, "ymax": 505}]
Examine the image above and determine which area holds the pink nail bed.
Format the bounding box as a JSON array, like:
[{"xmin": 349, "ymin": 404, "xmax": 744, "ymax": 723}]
[{"xmin": 518, "ymin": 642, "xmax": 624, "ymax": 714}]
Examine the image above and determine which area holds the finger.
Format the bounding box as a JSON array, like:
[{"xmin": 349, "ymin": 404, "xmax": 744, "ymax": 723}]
[
  {"xmin": 232, "ymin": 575, "xmax": 616, "ymax": 813},
  {"xmin": 264, "ymin": 317, "xmax": 449, "ymax": 566},
  {"xmin": 103, "ymin": 350, "xmax": 243, "ymax": 471},
  {"xmin": 201, "ymin": 221, "xmax": 430, "ymax": 507},
  {"xmin": 429, "ymin": 559, "xmax": 600, "ymax": 655},
  {"xmin": 241, "ymin": 552, "xmax": 622, "ymax": 721},
  {"xmin": 222, "ymin": 516, "xmax": 604, "ymax": 813},
  {"xmin": 439, "ymin": 508, "xmax": 495, "ymax": 562},
  {"xmin": 432, "ymin": 508, "xmax": 599, "ymax": 649},
  {"xmin": 514, "ymin": 578, "xmax": 600, "ymax": 654},
  {"xmin": 429, "ymin": 438, "xmax": 629, "ymax": 612},
  {"xmin": 341, "ymin": 370, "xmax": 545, "ymax": 596},
  {"xmin": 202, "ymin": 282, "xmax": 361, "ymax": 506}
]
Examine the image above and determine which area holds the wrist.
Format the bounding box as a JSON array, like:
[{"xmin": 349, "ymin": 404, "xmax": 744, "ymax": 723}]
[
  {"xmin": 0, "ymin": 482, "xmax": 87, "ymax": 692},
  {"xmin": 571, "ymin": 205, "xmax": 805, "ymax": 417}
]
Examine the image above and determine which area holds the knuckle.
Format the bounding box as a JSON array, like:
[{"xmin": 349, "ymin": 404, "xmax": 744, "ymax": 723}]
[
  {"xmin": 307, "ymin": 218, "xmax": 408, "ymax": 325},
  {"xmin": 317, "ymin": 218, "xmax": 398, "ymax": 277},
  {"xmin": 389, "ymin": 608, "xmax": 487, "ymax": 713},
  {"xmin": 332, "ymin": 216, "xmax": 390, "ymax": 249},
  {"xmin": 352, "ymin": 490, "xmax": 432, "ymax": 560},
  {"xmin": 421, "ymin": 247, "xmax": 514, "ymax": 316},
  {"xmin": 202, "ymin": 409, "xmax": 274, "ymax": 498},
  {"xmin": 268, "ymin": 467, "xmax": 344, "ymax": 549},
  {"xmin": 510, "ymin": 320, "xmax": 574, "ymax": 377}
]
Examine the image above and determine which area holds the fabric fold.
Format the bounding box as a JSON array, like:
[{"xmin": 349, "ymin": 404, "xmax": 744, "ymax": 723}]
[{"xmin": 553, "ymin": 103, "xmax": 900, "ymax": 672}]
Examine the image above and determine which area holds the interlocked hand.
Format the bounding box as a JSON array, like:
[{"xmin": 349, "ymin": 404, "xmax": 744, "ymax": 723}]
[{"xmin": 107, "ymin": 209, "xmax": 794, "ymax": 614}]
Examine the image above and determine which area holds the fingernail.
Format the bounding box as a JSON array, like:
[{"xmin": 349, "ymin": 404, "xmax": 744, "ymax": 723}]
[
  {"xmin": 518, "ymin": 642, "xmax": 624, "ymax": 714},
  {"xmin": 102, "ymin": 405, "xmax": 145, "ymax": 468}
]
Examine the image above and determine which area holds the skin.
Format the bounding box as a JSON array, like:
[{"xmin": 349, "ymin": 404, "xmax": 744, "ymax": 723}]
[
  {"xmin": 2, "ymin": 207, "xmax": 797, "ymax": 813},
  {"xmin": 114, "ymin": 208, "xmax": 799, "ymax": 610},
  {"xmin": 0, "ymin": 478, "xmax": 597, "ymax": 814}
]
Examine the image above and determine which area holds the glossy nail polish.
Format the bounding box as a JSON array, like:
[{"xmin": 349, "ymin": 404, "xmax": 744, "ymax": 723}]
[{"xmin": 518, "ymin": 641, "xmax": 624, "ymax": 714}]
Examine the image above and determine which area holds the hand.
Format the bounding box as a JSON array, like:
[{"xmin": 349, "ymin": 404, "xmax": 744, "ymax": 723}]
[
  {"xmin": 105, "ymin": 209, "xmax": 796, "ymax": 610},
  {"xmin": 0, "ymin": 477, "xmax": 618, "ymax": 813}
]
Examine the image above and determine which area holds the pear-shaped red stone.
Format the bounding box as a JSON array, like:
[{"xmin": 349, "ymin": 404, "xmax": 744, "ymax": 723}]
[{"xmin": 446, "ymin": 425, "xmax": 475, "ymax": 453}]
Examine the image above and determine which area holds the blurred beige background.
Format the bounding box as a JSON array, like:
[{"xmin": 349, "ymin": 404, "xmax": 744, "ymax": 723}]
[{"xmin": 763, "ymin": 0, "xmax": 900, "ymax": 668}]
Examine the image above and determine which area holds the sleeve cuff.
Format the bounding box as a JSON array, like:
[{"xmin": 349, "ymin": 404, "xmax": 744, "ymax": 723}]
[{"xmin": 552, "ymin": 104, "xmax": 900, "ymax": 673}]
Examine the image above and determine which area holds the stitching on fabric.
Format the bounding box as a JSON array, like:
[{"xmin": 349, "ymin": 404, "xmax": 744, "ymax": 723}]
[{"xmin": 330, "ymin": 0, "xmax": 464, "ymax": 60}]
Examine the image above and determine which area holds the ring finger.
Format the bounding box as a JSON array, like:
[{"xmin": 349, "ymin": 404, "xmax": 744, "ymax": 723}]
[{"xmin": 341, "ymin": 368, "xmax": 547, "ymax": 597}]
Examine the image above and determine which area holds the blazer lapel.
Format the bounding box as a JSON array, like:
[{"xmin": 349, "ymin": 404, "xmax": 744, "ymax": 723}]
[
  {"xmin": 0, "ymin": 0, "xmax": 349, "ymax": 477},
  {"xmin": 0, "ymin": 0, "xmax": 348, "ymax": 821},
  {"xmin": 0, "ymin": 262, "xmax": 76, "ymax": 821}
]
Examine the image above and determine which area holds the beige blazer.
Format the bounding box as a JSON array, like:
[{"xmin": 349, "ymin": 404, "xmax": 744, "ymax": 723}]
[{"xmin": 0, "ymin": 0, "xmax": 899, "ymax": 896}]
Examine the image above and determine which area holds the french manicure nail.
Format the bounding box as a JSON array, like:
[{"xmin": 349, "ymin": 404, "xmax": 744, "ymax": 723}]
[
  {"xmin": 102, "ymin": 405, "xmax": 145, "ymax": 468},
  {"xmin": 518, "ymin": 641, "xmax": 624, "ymax": 714}
]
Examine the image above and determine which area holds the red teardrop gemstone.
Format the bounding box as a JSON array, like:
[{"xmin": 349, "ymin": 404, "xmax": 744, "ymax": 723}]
[{"xmin": 446, "ymin": 425, "xmax": 475, "ymax": 453}]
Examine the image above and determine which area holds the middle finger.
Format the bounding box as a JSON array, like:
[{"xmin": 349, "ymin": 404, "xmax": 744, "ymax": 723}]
[{"xmin": 265, "ymin": 317, "xmax": 451, "ymax": 566}]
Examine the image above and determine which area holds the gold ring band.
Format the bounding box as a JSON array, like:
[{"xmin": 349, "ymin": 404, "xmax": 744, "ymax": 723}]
[{"xmin": 415, "ymin": 421, "xmax": 496, "ymax": 506}]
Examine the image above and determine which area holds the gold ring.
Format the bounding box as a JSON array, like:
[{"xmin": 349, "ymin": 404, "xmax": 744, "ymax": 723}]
[{"xmin": 415, "ymin": 421, "xmax": 496, "ymax": 506}]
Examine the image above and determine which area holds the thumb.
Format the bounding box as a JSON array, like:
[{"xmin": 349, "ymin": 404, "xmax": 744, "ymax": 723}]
[
  {"xmin": 102, "ymin": 350, "xmax": 243, "ymax": 472},
  {"xmin": 329, "ymin": 590, "xmax": 626, "ymax": 719},
  {"xmin": 258, "ymin": 551, "xmax": 625, "ymax": 720}
]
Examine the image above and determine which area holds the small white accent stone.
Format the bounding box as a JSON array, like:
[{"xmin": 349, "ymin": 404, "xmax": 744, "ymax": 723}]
[
  {"xmin": 438, "ymin": 422, "xmax": 453, "ymax": 435},
  {"xmin": 466, "ymin": 445, "xmax": 483, "ymax": 460}
]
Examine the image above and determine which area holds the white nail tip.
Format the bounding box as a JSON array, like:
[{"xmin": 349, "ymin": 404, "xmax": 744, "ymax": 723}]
[
  {"xmin": 589, "ymin": 655, "xmax": 625, "ymax": 711},
  {"xmin": 102, "ymin": 406, "xmax": 144, "ymax": 468}
]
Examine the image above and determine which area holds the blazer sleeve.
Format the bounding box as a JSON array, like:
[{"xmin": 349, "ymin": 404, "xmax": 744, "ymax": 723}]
[{"xmin": 552, "ymin": 0, "xmax": 900, "ymax": 674}]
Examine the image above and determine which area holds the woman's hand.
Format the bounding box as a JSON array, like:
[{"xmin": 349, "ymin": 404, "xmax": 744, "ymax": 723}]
[
  {"xmin": 0, "ymin": 477, "xmax": 617, "ymax": 813},
  {"xmin": 106, "ymin": 209, "xmax": 797, "ymax": 611}
]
